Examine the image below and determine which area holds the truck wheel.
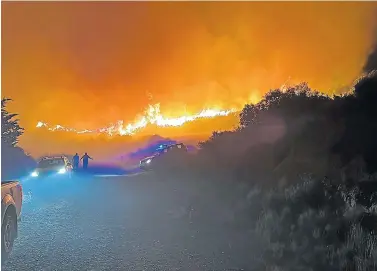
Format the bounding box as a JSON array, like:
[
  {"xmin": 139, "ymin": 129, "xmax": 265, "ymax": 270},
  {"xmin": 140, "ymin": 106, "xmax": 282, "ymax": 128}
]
[{"xmin": 1, "ymin": 210, "xmax": 16, "ymax": 264}]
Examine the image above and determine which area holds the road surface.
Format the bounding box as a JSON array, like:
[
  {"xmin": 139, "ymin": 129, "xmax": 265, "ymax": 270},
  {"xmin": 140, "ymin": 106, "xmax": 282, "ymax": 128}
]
[{"xmin": 3, "ymin": 173, "xmax": 256, "ymax": 271}]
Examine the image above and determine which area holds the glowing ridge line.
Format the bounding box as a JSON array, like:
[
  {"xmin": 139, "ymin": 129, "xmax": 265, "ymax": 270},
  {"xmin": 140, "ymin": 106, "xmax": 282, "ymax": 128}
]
[{"xmin": 36, "ymin": 104, "xmax": 236, "ymax": 136}]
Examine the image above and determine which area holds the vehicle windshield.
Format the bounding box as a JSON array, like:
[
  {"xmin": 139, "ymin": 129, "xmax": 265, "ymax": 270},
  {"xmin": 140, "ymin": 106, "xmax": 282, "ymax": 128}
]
[{"xmin": 38, "ymin": 159, "xmax": 65, "ymax": 168}]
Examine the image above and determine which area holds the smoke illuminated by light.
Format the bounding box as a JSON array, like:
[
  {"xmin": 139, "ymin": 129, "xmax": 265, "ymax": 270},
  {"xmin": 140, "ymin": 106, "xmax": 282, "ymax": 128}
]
[{"xmin": 36, "ymin": 104, "xmax": 236, "ymax": 136}]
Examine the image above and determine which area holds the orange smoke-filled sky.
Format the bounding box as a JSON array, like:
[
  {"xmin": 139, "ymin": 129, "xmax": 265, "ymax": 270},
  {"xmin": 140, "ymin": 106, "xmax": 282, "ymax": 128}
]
[{"xmin": 2, "ymin": 2, "xmax": 377, "ymax": 156}]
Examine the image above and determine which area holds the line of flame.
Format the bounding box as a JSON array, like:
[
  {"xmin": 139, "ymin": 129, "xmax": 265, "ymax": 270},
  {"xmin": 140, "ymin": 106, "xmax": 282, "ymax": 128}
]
[{"xmin": 36, "ymin": 104, "xmax": 236, "ymax": 136}]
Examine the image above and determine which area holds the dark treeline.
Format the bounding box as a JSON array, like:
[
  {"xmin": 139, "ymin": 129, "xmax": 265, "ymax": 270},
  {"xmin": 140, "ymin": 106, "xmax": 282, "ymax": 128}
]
[
  {"xmin": 168, "ymin": 71, "xmax": 377, "ymax": 271},
  {"xmin": 195, "ymin": 72, "xmax": 377, "ymax": 185},
  {"xmin": 1, "ymin": 98, "xmax": 36, "ymax": 180}
]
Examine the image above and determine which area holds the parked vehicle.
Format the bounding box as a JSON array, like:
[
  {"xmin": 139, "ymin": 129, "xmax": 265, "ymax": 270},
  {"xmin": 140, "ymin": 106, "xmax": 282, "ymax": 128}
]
[
  {"xmin": 31, "ymin": 156, "xmax": 73, "ymax": 178},
  {"xmin": 1, "ymin": 180, "xmax": 23, "ymax": 264},
  {"xmin": 139, "ymin": 143, "xmax": 187, "ymax": 171}
]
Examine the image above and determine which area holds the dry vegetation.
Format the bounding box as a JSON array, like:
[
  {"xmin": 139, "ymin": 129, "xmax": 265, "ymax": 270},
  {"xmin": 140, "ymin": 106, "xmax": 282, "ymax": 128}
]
[{"xmin": 166, "ymin": 71, "xmax": 377, "ymax": 270}]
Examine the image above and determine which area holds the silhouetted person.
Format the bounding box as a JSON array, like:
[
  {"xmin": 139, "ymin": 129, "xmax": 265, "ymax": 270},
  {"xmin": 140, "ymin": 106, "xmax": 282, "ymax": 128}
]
[
  {"xmin": 81, "ymin": 153, "xmax": 93, "ymax": 170},
  {"xmin": 72, "ymin": 153, "xmax": 79, "ymax": 170}
]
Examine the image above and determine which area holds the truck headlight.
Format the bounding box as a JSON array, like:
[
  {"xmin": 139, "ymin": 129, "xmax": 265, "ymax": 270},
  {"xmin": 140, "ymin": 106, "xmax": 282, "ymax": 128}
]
[
  {"xmin": 58, "ymin": 168, "xmax": 66, "ymax": 174},
  {"xmin": 31, "ymin": 171, "xmax": 39, "ymax": 177},
  {"xmin": 146, "ymin": 159, "xmax": 152, "ymax": 164}
]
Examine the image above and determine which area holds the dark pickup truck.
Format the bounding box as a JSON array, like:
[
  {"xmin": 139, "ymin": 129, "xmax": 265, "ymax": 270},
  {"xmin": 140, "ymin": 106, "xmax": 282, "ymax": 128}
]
[{"xmin": 1, "ymin": 180, "xmax": 23, "ymax": 264}]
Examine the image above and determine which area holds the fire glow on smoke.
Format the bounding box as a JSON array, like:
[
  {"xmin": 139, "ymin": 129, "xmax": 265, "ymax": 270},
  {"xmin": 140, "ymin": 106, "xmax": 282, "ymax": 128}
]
[{"xmin": 36, "ymin": 103, "xmax": 236, "ymax": 136}]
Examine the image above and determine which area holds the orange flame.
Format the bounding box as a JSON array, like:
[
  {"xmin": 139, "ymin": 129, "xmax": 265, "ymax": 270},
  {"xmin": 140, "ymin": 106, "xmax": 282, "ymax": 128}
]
[{"xmin": 36, "ymin": 104, "xmax": 236, "ymax": 136}]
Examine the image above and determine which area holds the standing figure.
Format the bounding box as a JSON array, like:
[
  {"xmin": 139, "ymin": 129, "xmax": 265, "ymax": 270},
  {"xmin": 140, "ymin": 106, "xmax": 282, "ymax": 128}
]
[
  {"xmin": 72, "ymin": 153, "xmax": 79, "ymax": 170},
  {"xmin": 81, "ymin": 152, "xmax": 93, "ymax": 170}
]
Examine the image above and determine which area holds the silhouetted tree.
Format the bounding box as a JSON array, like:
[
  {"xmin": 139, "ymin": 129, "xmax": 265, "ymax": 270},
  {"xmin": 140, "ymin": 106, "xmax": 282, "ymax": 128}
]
[
  {"xmin": 1, "ymin": 98, "xmax": 24, "ymax": 147},
  {"xmin": 239, "ymin": 104, "xmax": 259, "ymax": 127},
  {"xmin": 239, "ymin": 83, "xmax": 330, "ymax": 129},
  {"xmin": 1, "ymin": 98, "xmax": 36, "ymax": 180}
]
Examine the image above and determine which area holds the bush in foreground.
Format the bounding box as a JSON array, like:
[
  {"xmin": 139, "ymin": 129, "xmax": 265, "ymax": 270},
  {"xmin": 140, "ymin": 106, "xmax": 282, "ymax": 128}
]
[{"xmin": 253, "ymin": 176, "xmax": 377, "ymax": 271}]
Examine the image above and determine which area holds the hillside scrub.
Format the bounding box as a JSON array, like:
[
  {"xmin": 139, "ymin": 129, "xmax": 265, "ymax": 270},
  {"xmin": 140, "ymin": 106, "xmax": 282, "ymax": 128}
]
[
  {"xmin": 162, "ymin": 72, "xmax": 377, "ymax": 270},
  {"xmin": 252, "ymin": 175, "xmax": 377, "ymax": 271},
  {"xmin": 193, "ymin": 72, "xmax": 377, "ymax": 186}
]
